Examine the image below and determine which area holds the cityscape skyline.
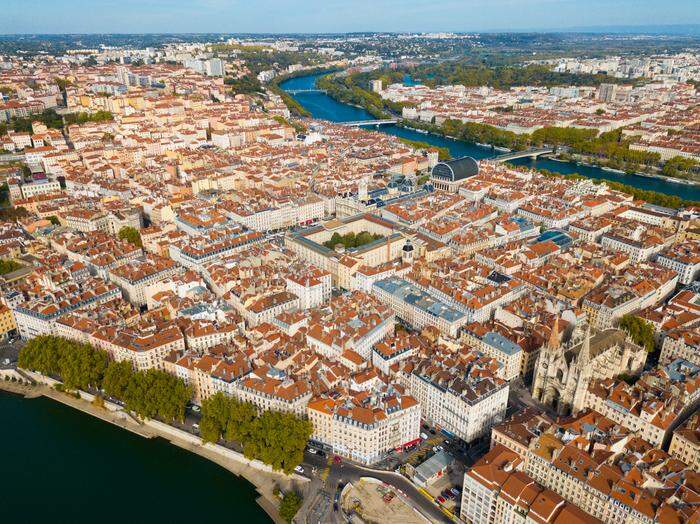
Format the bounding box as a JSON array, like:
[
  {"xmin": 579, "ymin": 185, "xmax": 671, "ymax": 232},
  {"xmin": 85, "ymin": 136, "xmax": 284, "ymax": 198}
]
[{"xmin": 3, "ymin": 0, "xmax": 700, "ymax": 35}]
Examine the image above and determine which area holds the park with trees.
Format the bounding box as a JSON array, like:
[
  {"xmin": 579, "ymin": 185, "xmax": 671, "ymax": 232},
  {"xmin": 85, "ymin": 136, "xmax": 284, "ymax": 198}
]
[
  {"xmin": 323, "ymin": 231, "xmax": 384, "ymax": 250},
  {"xmin": 0, "ymin": 258, "xmax": 23, "ymax": 275}
]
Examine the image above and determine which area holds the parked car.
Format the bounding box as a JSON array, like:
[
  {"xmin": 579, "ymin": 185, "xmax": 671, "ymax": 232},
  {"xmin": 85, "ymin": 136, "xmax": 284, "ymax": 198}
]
[
  {"xmin": 333, "ymin": 455, "xmax": 342, "ymax": 464},
  {"xmin": 294, "ymin": 465, "xmax": 304, "ymax": 474},
  {"xmin": 450, "ymin": 488, "xmax": 461, "ymax": 497},
  {"xmin": 435, "ymin": 445, "xmax": 444, "ymax": 452},
  {"xmin": 420, "ymin": 432, "xmax": 428, "ymax": 440},
  {"xmin": 307, "ymin": 447, "xmax": 317, "ymax": 455},
  {"xmin": 437, "ymin": 496, "xmax": 446, "ymax": 505}
]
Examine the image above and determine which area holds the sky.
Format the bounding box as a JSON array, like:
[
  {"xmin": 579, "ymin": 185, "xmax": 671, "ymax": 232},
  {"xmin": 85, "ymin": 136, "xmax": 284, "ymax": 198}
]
[{"xmin": 1, "ymin": 0, "xmax": 699, "ymax": 34}]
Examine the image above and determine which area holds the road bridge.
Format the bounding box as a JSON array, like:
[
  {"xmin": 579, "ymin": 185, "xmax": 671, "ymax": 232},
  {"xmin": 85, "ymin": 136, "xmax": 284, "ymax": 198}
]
[
  {"xmin": 285, "ymin": 89, "xmax": 328, "ymax": 94},
  {"xmin": 338, "ymin": 119, "xmax": 398, "ymax": 127},
  {"xmin": 492, "ymin": 147, "xmax": 554, "ymax": 162}
]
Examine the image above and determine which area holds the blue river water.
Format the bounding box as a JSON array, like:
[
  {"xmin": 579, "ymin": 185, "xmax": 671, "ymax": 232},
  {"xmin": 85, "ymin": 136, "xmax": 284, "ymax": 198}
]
[
  {"xmin": 0, "ymin": 391, "xmax": 270, "ymax": 523},
  {"xmin": 280, "ymin": 74, "xmax": 699, "ymax": 201}
]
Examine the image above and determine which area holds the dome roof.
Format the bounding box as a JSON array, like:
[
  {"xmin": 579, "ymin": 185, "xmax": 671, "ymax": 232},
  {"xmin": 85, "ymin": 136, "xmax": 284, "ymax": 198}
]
[{"xmin": 431, "ymin": 156, "xmax": 479, "ymax": 182}]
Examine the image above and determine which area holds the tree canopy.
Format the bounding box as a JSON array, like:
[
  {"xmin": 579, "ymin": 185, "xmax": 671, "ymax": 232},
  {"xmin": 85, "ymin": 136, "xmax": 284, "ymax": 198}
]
[
  {"xmin": 200, "ymin": 392, "xmax": 312, "ymax": 474},
  {"xmin": 323, "ymin": 231, "xmax": 384, "ymax": 250},
  {"xmin": 618, "ymin": 315, "xmax": 655, "ymax": 352},
  {"xmin": 118, "ymin": 226, "xmax": 143, "ymax": 248},
  {"xmin": 0, "ymin": 258, "xmax": 23, "ymax": 275},
  {"xmin": 279, "ymin": 491, "xmax": 303, "ymax": 524},
  {"xmin": 19, "ymin": 335, "xmax": 108, "ymax": 391},
  {"xmin": 19, "ymin": 336, "xmax": 191, "ymax": 422}
]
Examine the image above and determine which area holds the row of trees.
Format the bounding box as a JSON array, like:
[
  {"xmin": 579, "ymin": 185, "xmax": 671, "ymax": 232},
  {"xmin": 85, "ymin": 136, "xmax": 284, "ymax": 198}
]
[
  {"xmin": 0, "ymin": 109, "xmax": 113, "ymax": 135},
  {"xmin": 19, "ymin": 336, "xmax": 191, "ymax": 422},
  {"xmin": 103, "ymin": 361, "xmax": 191, "ymax": 422},
  {"xmin": 537, "ymin": 168, "xmax": 697, "ymax": 208},
  {"xmin": 408, "ymin": 63, "xmax": 625, "ymax": 90},
  {"xmin": 63, "ymin": 110, "xmax": 113, "ymax": 126},
  {"xmin": 319, "ymin": 72, "xmax": 683, "ymax": 176},
  {"xmin": 200, "ymin": 392, "xmax": 312, "ymax": 474},
  {"xmin": 661, "ymin": 156, "xmax": 699, "ymax": 181},
  {"xmin": 398, "ymin": 138, "xmax": 451, "ymax": 161}
]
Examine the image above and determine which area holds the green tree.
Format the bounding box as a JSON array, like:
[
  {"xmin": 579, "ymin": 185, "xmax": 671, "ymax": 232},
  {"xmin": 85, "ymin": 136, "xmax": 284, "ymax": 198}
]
[
  {"xmin": 118, "ymin": 226, "xmax": 143, "ymax": 248},
  {"xmin": 279, "ymin": 491, "xmax": 303, "ymax": 524},
  {"xmin": 19, "ymin": 336, "xmax": 107, "ymax": 390},
  {"xmin": 19, "ymin": 335, "xmax": 190, "ymax": 420},
  {"xmin": 0, "ymin": 259, "xmax": 23, "ymax": 275},
  {"xmin": 662, "ymin": 156, "xmax": 698, "ymax": 180},
  {"xmin": 123, "ymin": 369, "xmax": 191, "ymax": 422},
  {"xmin": 199, "ymin": 393, "xmax": 311, "ymax": 473},
  {"xmin": 19, "ymin": 335, "xmax": 62, "ymax": 376},
  {"xmin": 243, "ymin": 411, "xmax": 313, "ymax": 473},
  {"xmin": 618, "ymin": 315, "xmax": 655, "ymax": 352},
  {"xmin": 58, "ymin": 340, "xmax": 108, "ymax": 391},
  {"xmin": 103, "ymin": 361, "xmax": 134, "ymax": 399}
]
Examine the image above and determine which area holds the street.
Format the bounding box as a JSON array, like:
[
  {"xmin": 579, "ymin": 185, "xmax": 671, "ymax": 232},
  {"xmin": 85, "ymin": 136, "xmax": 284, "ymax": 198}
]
[{"xmin": 297, "ymin": 449, "xmax": 452, "ymax": 524}]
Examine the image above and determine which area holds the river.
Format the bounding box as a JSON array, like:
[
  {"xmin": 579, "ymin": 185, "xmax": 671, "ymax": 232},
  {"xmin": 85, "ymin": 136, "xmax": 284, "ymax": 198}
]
[
  {"xmin": 0, "ymin": 391, "xmax": 270, "ymax": 523},
  {"xmin": 280, "ymin": 73, "xmax": 700, "ymax": 201}
]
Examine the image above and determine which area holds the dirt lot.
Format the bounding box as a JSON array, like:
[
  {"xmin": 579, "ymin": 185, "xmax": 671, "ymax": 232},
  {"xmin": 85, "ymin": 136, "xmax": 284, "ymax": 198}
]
[{"xmin": 342, "ymin": 478, "xmax": 427, "ymax": 524}]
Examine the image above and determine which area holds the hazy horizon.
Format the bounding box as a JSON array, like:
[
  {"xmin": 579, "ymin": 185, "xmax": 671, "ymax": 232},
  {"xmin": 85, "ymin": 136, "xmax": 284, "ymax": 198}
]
[{"xmin": 2, "ymin": 1, "xmax": 700, "ymax": 35}]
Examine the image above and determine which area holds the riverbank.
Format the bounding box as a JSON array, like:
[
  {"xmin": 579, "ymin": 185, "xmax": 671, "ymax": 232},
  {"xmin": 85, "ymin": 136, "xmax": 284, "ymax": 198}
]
[
  {"xmin": 0, "ymin": 374, "xmax": 302, "ymax": 524},
  {"xmin": 281, "ymin": 72, "xmax": 700, "ymax": 202}
]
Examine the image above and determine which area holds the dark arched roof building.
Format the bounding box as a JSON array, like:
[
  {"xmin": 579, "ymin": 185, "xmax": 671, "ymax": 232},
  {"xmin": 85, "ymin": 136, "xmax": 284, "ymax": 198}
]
[{"xmin": 430, "ymin": 156, "xmax": 479, "ymax": 192}]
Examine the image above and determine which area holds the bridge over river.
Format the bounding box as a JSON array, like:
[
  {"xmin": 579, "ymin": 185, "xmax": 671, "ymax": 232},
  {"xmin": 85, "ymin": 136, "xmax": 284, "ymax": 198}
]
[
  {"xmin": 338, "ymin": 119, "xmax": 398, "ymax": 127},
  {"xmin": 491, "ymin": 147, "xmax": 554, "ymax": 163},
  {"xmin": 284, "ymin": 88, "xmax": 328, "ymax": 94}
]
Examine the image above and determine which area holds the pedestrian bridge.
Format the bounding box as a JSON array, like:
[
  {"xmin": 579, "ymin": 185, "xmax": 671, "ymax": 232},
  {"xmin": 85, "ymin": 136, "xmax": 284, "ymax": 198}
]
[
  {"xmin": 492, "ymin": 147, "xmax": 554, "ymax": 162},
  {"xmin": 339, "ymin": 119, "xmax": 398, "ymax": 127},
  {"xmin": 285, "ymin": 89, "xmax": 328, "ymax": 94}
]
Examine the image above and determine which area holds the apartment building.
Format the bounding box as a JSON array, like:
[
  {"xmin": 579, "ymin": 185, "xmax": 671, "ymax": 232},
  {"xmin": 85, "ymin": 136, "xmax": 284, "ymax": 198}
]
[
  {"xmin": 655, "ymin": 239, "xmax": 700, "ymax": 285},
  {"xmin": 408, "ymin": 355, "xmax": 509, "ymax": 443},
  {"xmin": 0, "ymin": 304, "xmax": 17, "ymax": 339},
  {"xmin": 581, "ymin": 358, "xmax": 700, "ymax": 448},
  {"xmin": 461, "ymin": 445, "xmax": 601, "ymax": 524},
  {"xmin": 233, "ymin": 367, "xmax": 311, "ymax": 417},
  {"xmin": 660, "ymin": 327, "xmax": 700, "ymax": 366},
  {"xmin": 94, "ymin": 322, "xmax": 186, "ymax": 372},
  {"xmin": 307, "ymin": 389, "xmax": 420, "ymax": 465},
  {"xmin": 372, "ymin": 276, "xmax": 468, "ymax": 338},
  {"xmin": 462, "ymin": 328, "xmax": 523, "ymax": 381},
  {"xmin": 109, "ymin": 256, "xmax": 181, "ymax": 307},
  {"xmin": 668, "ymin": 411, "xmax": 700, "ymax": 470}
]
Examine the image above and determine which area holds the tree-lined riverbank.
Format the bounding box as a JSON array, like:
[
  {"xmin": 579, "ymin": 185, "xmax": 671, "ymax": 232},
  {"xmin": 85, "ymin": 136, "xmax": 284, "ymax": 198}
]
[{"xmin": 281, "ymin": 73, "xmax": 700, "ymax": 204}]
